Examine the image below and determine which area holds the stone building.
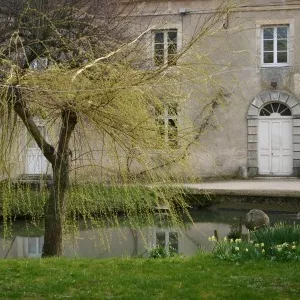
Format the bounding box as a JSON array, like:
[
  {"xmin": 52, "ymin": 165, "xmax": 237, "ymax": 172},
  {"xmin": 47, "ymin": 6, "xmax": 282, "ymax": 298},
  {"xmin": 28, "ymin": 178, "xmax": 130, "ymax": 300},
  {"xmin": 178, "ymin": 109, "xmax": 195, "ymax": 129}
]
[
  {"xmin": 120, "ymin": 0, "xmax": 300, "ymax": 178},
  {"xmin": 8, "ymin": 0, "xmax": 300, "ymax": 181}
]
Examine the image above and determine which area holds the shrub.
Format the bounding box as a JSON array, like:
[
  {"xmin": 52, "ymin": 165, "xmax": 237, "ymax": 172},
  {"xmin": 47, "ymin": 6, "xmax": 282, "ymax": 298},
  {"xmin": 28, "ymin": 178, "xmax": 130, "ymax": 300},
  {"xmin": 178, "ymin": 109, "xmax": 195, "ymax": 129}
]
[
  {"xmin": 210, "ymin": 223, "xmax": 300, "ymax": 262},
  {"xmin": 251, "ymin": 222, "xmax": 300, "ymax": 248},
  {"xmin": 149, "ymin": 245, "xmax": 177, "ymax": 258}
]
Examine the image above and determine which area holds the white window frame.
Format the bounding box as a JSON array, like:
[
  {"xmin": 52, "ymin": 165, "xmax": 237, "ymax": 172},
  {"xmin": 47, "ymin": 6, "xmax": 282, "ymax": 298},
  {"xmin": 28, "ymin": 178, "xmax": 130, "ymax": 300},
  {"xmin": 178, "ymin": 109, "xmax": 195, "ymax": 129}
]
[
  {"xmin": 156, "ymin": 103, "xmax": 178, "ymax": 146},
  {"xmin": 261, "ymin": 25, "xmax": 289, "ymax": 67},
  {"xmin": 155, "ymin": 228, "xmax": 179, "ymax": 253},
  {"xmin": 24, "ymin": 236, "xmax": 44, "ymax": 258},
  {"xmin": 152, "ymin": 28, "xmax": 178, "ymax": 67},
  {"xmin": 256, "ymin": 20, "xmax": 294, "ymax": 68}
]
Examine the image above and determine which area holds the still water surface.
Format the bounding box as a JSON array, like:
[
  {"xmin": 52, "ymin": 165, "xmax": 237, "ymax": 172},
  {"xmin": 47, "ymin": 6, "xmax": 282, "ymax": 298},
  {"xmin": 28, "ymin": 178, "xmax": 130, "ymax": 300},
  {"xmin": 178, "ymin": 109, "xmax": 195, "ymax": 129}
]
[{"xmin": 1, "ymin": 206, "xmax": 299, "ymax": 259}]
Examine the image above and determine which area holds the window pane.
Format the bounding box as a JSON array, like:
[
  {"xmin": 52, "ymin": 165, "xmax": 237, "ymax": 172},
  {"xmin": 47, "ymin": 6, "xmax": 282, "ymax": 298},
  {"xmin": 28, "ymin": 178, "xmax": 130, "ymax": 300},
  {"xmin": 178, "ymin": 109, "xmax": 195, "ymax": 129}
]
[
  {"xmin": 38, "ymin": 237, "xmax": 44, "ymax": 254},
  {"xmin": 154, "ymin": 32, "xmax": 164, "ymax": 43},
  {"xmin": 281, "ymin": 108, "xmax": 292, "ymax": 116},
  {"xmin": 168, "ymin": 119, "xmax": 178, "ymax": 147},
  {"xmin": 260, "ymin": 109, "xmax": 271, "ymax": 116},
  {"xmin": 168, "ymin": 44, "xmax": 177, "ymax": 65},
  {"xmin": 167, "ymin": 103, "xmax": 177, "ymax": 115},
  {"xmin": 263, "ymin": 28, "xmax": 273, "ymax": 39},
  {"xmin": 28, "ymin": 238, "xmax": 38, "ymax": 254},
  {"xmin": 263, "ymin": 40, "xmax": 273, "ymax": 51},
  {"xmin": 277, "ymin": 52, "xmax": 287, "ymax": 63},
  {"xmin": 272, "ymin": 103, "xmax": 280, "ymax": 113},
  {"xmin": 168, "ymin": 31, "xmax": 177, "ymax": 42},
  {"xmin": 277, "ymin": 40, "xmax": 287, "ymax": 51},
  {"xmin": 157, "ymin": 119, "xmax": 165, "ymax": 137},
  {"xmin": 264, "ymin": 52, "xmax": 274, "ymax": 63},
  {"xmin": 156, "ymin": 232, "xmax": 166, "ymax": 247},
  {"xmin": 277, "ymin": 27, "xmax": 288, "ymax": 39},
  {"xmin": 154, "ymin": 44, "xmax": 164, "ymax": 66},
  {"xmin": 169, "ymin": 232, "xmax": 178, "ymax": 252},
  {"xmin": 168, "ymin": 43, "xmax": 177, "ymax": 56}
]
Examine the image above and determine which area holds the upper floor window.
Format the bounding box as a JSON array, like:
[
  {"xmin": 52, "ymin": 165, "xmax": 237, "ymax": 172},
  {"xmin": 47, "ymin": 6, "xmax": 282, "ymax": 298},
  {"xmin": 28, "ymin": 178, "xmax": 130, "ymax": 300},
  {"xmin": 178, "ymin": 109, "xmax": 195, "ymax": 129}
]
[
  {"xmin": 262, "ymin": 25, "xmax": 289, "ymax": 66},
  {"xmin": 154, "ymin": 29, "xmax": 177, "ymax": 67}
]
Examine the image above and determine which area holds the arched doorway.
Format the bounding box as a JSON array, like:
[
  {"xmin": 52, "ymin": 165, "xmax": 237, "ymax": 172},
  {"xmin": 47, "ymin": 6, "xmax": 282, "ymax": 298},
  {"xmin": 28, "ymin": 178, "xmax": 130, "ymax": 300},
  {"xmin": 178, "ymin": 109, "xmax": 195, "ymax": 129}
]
[
  {"xmin": 258, "ymin": 102, "xmax": 292, "ymax": 175},
  {"xmin": 247, "ymin": 91, "xmax": 300, "ymax": 177}
]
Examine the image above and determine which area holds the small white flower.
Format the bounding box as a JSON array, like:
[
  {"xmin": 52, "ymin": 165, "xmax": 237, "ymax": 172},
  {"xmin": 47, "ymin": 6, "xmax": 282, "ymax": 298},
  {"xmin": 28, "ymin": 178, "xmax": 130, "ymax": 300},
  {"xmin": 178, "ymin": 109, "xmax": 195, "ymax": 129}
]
[
  {"xmin": 245, "ymin": 248, "xmax": 249, "ymax": 252},
  {"xmin": 235, "ymin": 247, "xmax": 239, "ymax": 251}
]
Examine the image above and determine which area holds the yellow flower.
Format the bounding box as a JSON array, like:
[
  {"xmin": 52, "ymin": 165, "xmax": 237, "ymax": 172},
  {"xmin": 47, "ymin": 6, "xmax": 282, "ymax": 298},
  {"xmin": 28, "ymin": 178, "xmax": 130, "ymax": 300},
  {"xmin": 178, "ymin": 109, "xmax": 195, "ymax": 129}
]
[
  {"xmin": 260, "ymin": 243, "xmax": 264, "ymax": 247},
  {"xmin": 292, "ymin": 245, "xmax": 296, "ymax": 250},
  {"xmin": 208, "ymin": 236, "xmax": 216, "ymax": 242}
]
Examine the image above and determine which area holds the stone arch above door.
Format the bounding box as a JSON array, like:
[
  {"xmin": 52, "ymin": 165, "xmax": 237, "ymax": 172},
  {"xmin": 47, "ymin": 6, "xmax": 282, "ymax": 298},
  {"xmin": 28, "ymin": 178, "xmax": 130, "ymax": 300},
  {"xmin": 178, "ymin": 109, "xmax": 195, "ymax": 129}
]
[{"xmin": 247, "ymin": 90, "xmax": 300, "ymax": 177}]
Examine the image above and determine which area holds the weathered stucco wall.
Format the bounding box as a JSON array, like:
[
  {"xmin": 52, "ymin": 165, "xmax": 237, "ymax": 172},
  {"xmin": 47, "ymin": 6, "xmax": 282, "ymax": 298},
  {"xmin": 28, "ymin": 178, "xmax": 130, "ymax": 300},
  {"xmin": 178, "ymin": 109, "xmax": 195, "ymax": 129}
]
[{"xmin": 121, "ymin": 0, "xmax": 300, "ymax": 178}]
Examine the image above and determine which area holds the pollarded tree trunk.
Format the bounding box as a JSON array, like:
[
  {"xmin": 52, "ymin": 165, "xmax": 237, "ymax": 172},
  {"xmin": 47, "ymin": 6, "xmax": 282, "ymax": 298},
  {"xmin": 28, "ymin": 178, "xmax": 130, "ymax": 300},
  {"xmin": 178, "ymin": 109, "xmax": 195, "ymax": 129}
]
[
  {"xmin": 42, "ymin": 109, "xmax": 77, "ymax": 257},
  {"xmin": 12, "ymin": 87, "xmax": 78, "ymax": 257},
  {"xmin": 42, "ymin": 153, "xmax": 70, "ymax": 257}
]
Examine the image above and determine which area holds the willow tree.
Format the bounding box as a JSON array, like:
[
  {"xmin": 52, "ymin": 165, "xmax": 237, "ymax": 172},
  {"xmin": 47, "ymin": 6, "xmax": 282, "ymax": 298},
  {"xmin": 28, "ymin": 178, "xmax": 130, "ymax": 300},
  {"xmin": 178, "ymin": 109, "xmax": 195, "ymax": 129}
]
[{"xmin": 0, "ymin": 0, "xmax": 231, "ymax": 257}]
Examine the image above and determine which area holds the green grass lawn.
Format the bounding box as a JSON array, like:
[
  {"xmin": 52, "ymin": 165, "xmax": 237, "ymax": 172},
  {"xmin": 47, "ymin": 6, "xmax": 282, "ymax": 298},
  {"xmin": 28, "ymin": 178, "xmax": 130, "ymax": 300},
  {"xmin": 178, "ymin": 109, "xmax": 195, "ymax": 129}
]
[{"xmin": 0, "ymin": 255, "xmax": 300, "ymax": 299}]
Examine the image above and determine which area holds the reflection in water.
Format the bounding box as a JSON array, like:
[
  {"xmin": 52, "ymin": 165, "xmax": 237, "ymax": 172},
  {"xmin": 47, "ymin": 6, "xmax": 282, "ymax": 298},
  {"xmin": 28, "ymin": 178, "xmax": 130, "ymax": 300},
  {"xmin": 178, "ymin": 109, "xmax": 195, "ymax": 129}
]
[
  {"xmin": 1, "ymin": 208, "xmax": 299, "ymax": 259},
  {"xmin": 0, "ymin": 222, "xmax": 230, "ymax": 259}
]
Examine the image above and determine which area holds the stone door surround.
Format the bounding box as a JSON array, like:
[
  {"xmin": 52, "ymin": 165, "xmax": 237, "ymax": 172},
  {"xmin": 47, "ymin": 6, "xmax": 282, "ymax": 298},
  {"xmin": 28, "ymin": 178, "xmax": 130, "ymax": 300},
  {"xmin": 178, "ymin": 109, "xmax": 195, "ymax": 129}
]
[{"xmin": 247, "ymin": 90, "xmax": 300, "ymax": 176}]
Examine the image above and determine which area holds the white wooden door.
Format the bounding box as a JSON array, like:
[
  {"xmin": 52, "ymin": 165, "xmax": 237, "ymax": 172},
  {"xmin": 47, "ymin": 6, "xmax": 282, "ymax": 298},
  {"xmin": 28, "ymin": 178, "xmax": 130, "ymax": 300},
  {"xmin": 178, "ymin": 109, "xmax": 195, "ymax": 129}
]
[
  {"xmin": 258, "ymin": 118, "xmax": 293, "ymax": 175},
  {"xmin": 26, "ymin": 127, "xmax": 47, "ymax": 174}
]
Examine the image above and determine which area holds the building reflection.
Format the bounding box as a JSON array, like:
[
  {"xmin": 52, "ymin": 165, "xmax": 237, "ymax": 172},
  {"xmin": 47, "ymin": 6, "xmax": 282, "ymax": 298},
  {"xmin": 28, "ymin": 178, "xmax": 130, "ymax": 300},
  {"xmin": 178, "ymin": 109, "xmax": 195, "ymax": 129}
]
[{"xmin": 0, "ymin": 222, "xmax": 232, "ymax": 259}]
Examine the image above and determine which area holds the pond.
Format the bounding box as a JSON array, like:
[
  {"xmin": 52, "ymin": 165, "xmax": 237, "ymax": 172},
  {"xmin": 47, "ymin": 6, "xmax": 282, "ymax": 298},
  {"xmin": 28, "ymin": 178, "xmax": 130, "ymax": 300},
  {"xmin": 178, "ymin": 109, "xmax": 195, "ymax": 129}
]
[{"xmin": 1, "ymin": 204, "xmax": 300, "ymax": 259}]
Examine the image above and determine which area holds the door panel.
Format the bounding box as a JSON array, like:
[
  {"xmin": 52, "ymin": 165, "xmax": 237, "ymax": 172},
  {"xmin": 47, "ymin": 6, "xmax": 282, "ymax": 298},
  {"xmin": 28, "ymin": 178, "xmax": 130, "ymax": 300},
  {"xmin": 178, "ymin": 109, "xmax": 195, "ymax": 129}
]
[
  {"xmin": 271, "ymin": 121, "xmax": 280, "ymax": 173},
  {"xmin": 258, "ymin": 120, "xmax": 271, "ymax": 174},
  {"xmin": 258, "ymin": 118, "xmax": 292, "ymax": 175}
]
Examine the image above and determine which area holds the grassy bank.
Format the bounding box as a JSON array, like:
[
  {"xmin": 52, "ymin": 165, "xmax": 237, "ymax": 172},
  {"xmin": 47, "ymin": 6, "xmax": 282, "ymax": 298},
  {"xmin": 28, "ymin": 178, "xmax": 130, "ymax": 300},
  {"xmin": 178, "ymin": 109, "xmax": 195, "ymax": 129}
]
[{"xmin": 0, "ymin": 255, "xmax": 300, "ymax": 299}]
